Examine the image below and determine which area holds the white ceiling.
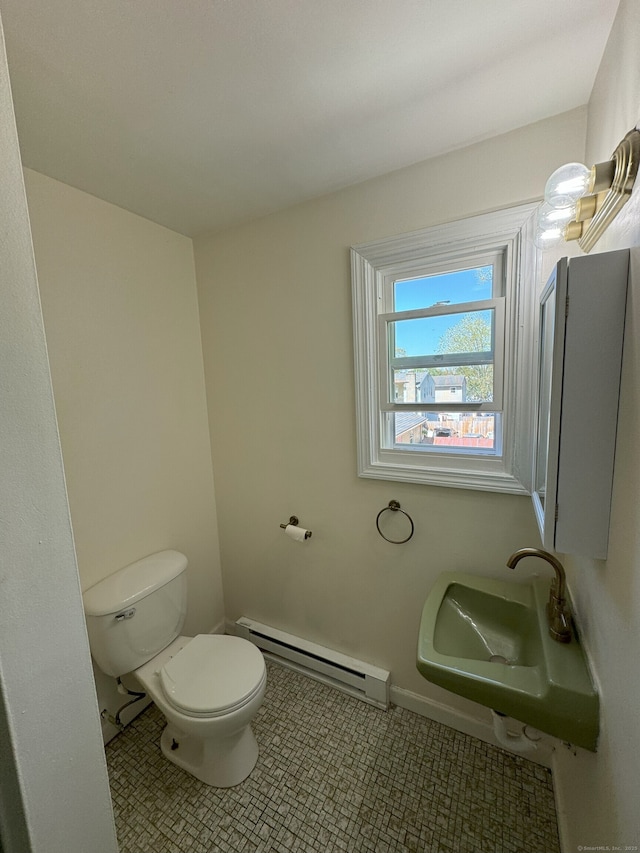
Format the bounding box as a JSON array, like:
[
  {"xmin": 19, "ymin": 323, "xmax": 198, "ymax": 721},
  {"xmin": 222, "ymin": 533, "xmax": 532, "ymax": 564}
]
[{"xmin": 1, "ymin": 0, "xmax": 619, "ymax": 236}]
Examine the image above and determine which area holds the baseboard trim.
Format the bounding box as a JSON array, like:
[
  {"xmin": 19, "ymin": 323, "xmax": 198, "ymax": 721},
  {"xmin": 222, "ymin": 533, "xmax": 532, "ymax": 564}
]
[
  {"xmin": 390, "ymin": 685, "xmax": 554, "ymax": 768},
  {"xmin": 226, "ymin": 618, "xmax": 556, "ymax": 771},
  {"xmin": 550, "ymin": 743, "xmax": 586, "ymax": 853}
]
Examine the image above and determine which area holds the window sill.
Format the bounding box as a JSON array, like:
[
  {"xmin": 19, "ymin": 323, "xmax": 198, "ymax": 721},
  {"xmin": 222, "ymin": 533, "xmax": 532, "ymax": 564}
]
[{"xmin": 357, "ymin": 457, "xmax": 530, "ymax": 494}]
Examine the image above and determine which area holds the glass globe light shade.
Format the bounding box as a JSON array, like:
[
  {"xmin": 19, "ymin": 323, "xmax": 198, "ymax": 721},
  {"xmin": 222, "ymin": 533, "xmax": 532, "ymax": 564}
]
[
  {"xmin": 534, "ymin": 203, "xmax": 575, "ymax": 250},
  {"xmin": 536, "ymin": 202, "xmax": 576, "ymax": 230},
  {"xmin": 544, "ymin": 162, "xmax": 591, "ymax": 209},
  {"xmin": 534, "ymin": 227, "xmax": 564, "ymax": 250}
]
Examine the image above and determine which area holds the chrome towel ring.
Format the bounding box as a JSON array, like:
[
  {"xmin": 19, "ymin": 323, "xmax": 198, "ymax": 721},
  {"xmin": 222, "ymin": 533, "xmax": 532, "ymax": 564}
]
[{"xmin": 375, "ymin": 500, "xmax": 415, "ymax": 544}]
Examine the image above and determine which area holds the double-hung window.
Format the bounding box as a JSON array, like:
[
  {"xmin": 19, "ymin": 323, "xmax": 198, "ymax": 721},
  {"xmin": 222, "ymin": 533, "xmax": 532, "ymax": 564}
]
[{"xmin": 351, "ymin": 203, "xmax": 538, "ymax": 494}]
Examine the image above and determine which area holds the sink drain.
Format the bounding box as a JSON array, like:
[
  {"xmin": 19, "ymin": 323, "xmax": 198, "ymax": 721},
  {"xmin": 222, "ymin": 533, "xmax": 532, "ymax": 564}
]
[{"xmin": 489, "ymin": 654, "xmax": 510, "ymax": 665}]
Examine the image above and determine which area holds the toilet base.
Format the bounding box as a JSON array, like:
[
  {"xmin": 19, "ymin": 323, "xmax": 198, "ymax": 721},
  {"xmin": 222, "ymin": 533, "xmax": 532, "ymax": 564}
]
[{"xmin": 160, "ymin": 721, "xmax": 259, "ymax": 788}]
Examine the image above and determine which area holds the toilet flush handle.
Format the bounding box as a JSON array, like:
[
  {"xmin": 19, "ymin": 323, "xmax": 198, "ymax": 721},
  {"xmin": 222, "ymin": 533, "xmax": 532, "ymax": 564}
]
[{"xmin": 115, "ymin": 608, "xmax": 136, "ymax": 622}]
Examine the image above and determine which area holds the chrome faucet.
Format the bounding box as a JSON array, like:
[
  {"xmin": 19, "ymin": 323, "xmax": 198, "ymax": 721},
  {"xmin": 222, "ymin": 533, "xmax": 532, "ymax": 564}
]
[{"xmin": 506, "ymin": 547, "xmax": 572, "ymax": 643}]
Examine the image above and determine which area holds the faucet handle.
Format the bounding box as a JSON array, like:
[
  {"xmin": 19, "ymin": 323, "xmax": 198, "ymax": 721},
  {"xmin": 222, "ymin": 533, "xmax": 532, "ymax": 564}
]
[
  {"xmin": 507, "ymin": 547, "xmax": 571, "ymax": 643},
  {"xmin": 546, "ymin": 599, "xmax": 572, "ymax": 643}
]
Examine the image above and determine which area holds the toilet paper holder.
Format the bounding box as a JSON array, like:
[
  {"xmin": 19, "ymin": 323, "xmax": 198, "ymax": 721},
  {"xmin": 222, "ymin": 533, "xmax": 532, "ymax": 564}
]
[{"xmin": 279, "ymin": 516, "xmax": 313, "ymax": 539}]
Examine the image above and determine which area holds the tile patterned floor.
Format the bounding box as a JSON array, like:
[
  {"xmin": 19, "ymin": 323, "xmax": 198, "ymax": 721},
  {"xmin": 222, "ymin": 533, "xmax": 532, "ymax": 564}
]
[{"xmin": 106, "ymin": 661, "xmax": 560, "ymax": 853}]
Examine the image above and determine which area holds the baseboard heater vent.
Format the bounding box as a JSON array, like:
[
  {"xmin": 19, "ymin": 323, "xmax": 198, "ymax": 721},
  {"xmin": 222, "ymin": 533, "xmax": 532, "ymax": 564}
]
[{"xmin": 235, "ymin": 617, "xmax": 390, "ymax": 710}]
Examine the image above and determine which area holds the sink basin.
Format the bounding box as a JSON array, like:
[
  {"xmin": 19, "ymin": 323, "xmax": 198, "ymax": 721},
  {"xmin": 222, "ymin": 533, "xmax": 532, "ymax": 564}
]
[
  {"xmin": 434, "ymin": 583, "xmax": 542, "ymax": 666},
  {"xmin": 417, "ymin": 572, "xmax": 599, "ymax": 751}
]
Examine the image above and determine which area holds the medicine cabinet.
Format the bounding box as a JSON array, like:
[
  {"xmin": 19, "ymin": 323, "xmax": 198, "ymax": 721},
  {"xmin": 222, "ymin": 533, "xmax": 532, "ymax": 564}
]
[{"xmin": 532, "ymin": 249, "xmax": 629, "ymax": 559}]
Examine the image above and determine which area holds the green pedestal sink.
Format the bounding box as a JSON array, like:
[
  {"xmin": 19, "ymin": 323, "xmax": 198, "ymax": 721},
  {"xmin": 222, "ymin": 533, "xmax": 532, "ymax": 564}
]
[{"xmin": 417, "ymin": 572, "xmax": 599, "ymax": 751}]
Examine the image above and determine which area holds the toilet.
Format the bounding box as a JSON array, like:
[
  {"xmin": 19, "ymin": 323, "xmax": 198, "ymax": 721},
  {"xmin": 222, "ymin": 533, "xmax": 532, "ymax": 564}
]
[{"xmin": 82, "ymin": 549, "xmax": 266, "ymax": 787}]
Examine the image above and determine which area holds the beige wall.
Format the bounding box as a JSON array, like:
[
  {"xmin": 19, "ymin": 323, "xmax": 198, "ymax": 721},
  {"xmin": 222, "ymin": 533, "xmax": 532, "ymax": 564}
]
[
  {"xmin": 0, "ymin": 14, "xmax": 117, "ymax": 849},
  {"xmin": 24, "ymin": 169, "xmax": 225, "ymax": 640},
  {"xmin": 551, "ymin": 0, "xmax": 640, "ymax": 849},
  {"xmin": 8, "ymin": 3, "xmax": 638, "ymax": 845},
  {"xmin": 193, "ymin": 109, "xmax": 585, "ymax": 707}
]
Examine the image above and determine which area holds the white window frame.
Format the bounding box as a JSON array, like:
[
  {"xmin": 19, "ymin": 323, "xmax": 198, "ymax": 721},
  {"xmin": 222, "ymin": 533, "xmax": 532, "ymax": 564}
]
[
  {"xmin": 351, "ymin": 203, "xmax": 539, "ymax": 494},
  {"xmin": 379, "ymin": 297, "xmax": 505, "ymax": 411}
]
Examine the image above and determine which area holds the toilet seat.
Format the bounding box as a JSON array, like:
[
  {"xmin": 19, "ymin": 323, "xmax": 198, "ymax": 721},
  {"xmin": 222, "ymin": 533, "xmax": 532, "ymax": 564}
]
[{"xmin": 159, "ymin": 634, "xmax": 266, "ymax": 718}]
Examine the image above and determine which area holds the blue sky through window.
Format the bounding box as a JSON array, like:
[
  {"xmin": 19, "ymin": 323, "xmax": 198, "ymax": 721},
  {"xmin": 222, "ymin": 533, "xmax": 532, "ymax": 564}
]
[{"xmin": 393, "ymin": 266, "xmax": 492, "ymax": 356}]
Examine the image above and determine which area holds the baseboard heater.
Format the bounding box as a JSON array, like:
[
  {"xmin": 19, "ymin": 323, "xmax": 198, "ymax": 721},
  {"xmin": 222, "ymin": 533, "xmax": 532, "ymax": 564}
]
[{"xmin": 235, "ymin": 617, "xmax": 390, "ymax": 710}]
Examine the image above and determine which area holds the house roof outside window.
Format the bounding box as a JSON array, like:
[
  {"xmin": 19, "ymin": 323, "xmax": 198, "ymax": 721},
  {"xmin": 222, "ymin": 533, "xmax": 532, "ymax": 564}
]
[{"xmin": 432, "ymin": 374, "xmax": 466, "ymax": 389}]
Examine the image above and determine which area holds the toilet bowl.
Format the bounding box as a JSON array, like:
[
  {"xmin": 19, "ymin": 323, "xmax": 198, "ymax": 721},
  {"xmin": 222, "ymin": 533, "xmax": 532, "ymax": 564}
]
[
  {"xmin": 135, "ymin": 634, "xmax": 267, "ymax": 787},
  {"xmin": 82, "ymin": 550, "xmax": 267, "ymax": 788}
]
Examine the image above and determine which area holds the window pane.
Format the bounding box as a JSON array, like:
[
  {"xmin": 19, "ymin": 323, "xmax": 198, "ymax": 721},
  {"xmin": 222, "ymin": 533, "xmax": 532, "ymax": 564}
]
[
  {"xmin": 392, "ymin": 366, "xmax": 494, "ymax": 404},
  {"xmin": 391, "ymin": 309, "xmax": 494, "ymax": 360},
  {"xmin": 394, "ymin": 265, "xmax": 493, "ymax": 311},
  {"xmin": 390, "ymin": 412, "xmax": 498, "ymax": 451}
]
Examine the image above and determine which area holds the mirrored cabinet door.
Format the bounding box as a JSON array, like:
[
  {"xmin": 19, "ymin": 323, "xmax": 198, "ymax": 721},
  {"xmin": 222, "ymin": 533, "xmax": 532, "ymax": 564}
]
[
  {"xmin": 532, "ymin": 258, "xmax": 566, "ymax": 548},
  {"xmin": 532, "ymin": 250, "xmax": 629, "ymax": 559}
]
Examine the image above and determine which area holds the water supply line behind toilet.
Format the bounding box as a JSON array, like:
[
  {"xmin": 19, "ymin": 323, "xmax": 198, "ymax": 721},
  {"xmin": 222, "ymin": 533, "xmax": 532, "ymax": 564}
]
[{"xmin": 101, "ymin": 678, "xmax": 147, "ymax": 731}]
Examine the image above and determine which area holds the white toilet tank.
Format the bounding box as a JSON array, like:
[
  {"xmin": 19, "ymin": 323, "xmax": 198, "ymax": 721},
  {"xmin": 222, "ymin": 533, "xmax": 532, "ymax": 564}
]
[{"xmin": 83, "ymin": 550, "xmax": 188, "ymax": 677}]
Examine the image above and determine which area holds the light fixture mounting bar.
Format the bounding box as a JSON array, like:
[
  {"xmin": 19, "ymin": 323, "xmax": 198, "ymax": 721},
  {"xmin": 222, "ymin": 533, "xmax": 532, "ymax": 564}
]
[{"xmin": 579, "ymin": 129, "xmax": 640, "ymax": 252}]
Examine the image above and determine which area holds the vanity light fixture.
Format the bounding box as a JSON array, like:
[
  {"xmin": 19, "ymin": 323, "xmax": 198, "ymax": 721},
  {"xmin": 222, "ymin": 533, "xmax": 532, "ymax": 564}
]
[{"xmin": 535, "ymin": 128, "xmax": 640, "ymax": 252}]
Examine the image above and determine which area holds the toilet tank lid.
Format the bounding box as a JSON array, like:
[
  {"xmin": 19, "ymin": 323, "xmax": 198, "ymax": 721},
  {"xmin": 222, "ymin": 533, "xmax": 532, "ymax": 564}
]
[{"xmin": 83, "ymin": 550, "xmax": 188, "ymax": 617}]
